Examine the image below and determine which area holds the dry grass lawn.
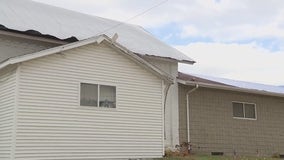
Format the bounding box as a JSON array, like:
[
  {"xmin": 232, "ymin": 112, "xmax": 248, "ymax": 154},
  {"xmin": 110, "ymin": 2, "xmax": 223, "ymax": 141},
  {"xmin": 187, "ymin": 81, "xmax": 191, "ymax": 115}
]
[{"xmin": 155, "ymin": 155, "xmax": 280, "ymax": 160}]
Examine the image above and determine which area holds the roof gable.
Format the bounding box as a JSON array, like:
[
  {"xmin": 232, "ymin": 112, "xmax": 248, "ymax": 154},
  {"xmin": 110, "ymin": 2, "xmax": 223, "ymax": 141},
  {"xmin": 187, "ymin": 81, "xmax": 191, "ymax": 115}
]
[
  {"xmin": 0, "ymin": 0, "xmax": 194, "ymax": 64},
  {"xmin": 0, "ymin": 35, "xmax": 174, "ymax": 83}
]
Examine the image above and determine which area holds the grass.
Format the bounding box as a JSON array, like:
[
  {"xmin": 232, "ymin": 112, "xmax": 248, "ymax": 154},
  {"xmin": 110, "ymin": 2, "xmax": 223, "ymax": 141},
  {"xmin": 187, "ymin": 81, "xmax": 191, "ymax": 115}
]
[{"xmin": 155, "ymin": 155, "xmax": 280, "ymax": 160}]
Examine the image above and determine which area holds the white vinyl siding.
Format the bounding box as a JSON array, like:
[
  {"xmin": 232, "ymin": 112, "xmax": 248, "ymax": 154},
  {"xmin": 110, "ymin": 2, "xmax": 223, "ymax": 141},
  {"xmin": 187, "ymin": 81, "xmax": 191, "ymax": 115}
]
[
  {"xmin": 15, "ymin": 42, "xmax": 163, "ymax": 159},
  {"xmin": 0, "ymin": 66, "xmax": 17, "ymax": 159}
]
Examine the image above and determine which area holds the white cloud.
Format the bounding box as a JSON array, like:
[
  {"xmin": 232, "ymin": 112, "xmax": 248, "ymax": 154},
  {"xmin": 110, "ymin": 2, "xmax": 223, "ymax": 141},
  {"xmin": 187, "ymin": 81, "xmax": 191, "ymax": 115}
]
[
  {"xmin": 180, "ymin": 25, "xmax": 200, "ymax": 38},
  {"xmin": 176, "ymin": 42, "xmax": 284, "ymax": 85}
]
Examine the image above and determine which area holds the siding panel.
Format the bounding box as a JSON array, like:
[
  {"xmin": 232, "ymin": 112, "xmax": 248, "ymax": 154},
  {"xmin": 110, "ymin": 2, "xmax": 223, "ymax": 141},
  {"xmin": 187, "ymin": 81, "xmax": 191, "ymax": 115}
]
[
  {"xmin": 16, "ymin": 43, "xmax": 163, "ymax": 159},
  {"xmin": 0, "ymin": 66, "xmax": 17, "ymax": 160}
]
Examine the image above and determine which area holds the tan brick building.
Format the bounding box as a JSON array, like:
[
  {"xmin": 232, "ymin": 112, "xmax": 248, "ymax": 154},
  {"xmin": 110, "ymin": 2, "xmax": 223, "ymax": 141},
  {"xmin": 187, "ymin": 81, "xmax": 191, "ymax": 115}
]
[{"xmin": 178, "ymin": 72, "xmax": 284, "ymax": 156}]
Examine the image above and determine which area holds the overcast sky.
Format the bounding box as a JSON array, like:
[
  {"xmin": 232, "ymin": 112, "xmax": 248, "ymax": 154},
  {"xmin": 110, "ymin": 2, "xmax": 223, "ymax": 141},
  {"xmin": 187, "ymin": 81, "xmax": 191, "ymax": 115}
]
[{"xmin": 33, "ymin": 0, "xmax": 284, "ymax": 85}]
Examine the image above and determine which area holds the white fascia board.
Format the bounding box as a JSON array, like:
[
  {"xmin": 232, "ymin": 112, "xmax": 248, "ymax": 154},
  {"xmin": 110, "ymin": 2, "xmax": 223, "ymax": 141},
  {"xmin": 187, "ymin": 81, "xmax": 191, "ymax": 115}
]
[
  {"xmin": 182, "ymin": 60, "xmax": 196, "ymax": 65},
  {"xmin": 177, "ymin": 79, "xmax": 284, "ymax": 98},
  {"xmin": 142, "ymin": 55, "xmax": 195, "ymax": 65}
]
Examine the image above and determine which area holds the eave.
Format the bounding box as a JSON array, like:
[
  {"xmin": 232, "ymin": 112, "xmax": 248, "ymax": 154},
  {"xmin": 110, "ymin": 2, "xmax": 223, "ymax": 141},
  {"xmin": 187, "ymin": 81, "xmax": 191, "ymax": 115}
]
[{"xmin": 178, "ymin": 79, "xmax": 284, "ymax": 98}]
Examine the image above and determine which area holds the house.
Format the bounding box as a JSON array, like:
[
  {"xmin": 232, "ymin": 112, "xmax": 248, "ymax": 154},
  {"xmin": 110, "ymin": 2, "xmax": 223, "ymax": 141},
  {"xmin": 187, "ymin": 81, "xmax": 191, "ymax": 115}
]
[
  {"xmin": 3, "ymin": 0, "xmax": 283, "ymax": 159},
  {"xmin": 0, "ymin": 0, "xmax": 195, "ymax": 159},
  {"xmin": 178, "ymin": 72, "xmax": 284, "ymax": 156}
]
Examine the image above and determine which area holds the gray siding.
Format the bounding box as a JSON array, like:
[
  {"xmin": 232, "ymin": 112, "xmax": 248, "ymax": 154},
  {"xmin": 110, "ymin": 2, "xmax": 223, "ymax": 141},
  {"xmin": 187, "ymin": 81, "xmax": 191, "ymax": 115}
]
[
  {"xmin": 179, "ymin": 84, "xmax": 284, "ymax": 156},
  {"xmin": 0, "ymin": 66, "xmax": 17, "ymax": 159},
  {"xmin": 0, "ymin": 34, "xmax": 59, "ymax": 63},
  {"xmin": 15, "ymin": 43, "xmax": 163, "ymax": 159}
]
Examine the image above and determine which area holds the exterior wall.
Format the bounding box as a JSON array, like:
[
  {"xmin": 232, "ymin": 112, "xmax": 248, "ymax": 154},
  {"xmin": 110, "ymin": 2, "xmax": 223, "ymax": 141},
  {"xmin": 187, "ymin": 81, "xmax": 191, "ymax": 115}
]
[
  {"xmin": 179, "ymin": 84, "xmax": 284, "ymax": 156},
  {"xmin": 14, "ymin": 42, "xmax": 164, "ymax": 159},
  {"xmin": 0, "ymin": 34, "xmax": 59, "ymax": 62},
  {"xmin": 143, "ymin": 57, "xmax": 179, "ymax": 149},
  {"xmin": 0, "ymin": 65, "xmax": 17, "ymax": 159}
]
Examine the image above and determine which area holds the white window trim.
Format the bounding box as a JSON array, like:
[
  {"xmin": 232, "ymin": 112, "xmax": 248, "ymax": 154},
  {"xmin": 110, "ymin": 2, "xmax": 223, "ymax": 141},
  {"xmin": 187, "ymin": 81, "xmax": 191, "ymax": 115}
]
[
  {"xmin": 78, "ymin": 81, "xmax": 118, "ymax": 110},
  {"xmin": 232, "ymin": 101, "xmax": 257, "ymax": 120}
]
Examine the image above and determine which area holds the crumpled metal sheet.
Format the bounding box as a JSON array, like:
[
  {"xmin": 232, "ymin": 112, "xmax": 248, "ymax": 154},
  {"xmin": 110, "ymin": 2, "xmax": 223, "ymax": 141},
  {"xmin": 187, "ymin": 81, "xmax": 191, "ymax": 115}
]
[{"xmin": 0, "ymin": 0, "xmax": 195, "ymax": 63}]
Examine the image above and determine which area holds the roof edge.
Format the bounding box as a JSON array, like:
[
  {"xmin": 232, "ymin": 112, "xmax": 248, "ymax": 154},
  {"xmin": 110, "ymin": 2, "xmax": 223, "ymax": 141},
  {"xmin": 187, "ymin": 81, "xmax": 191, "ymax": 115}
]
[
  {"xmin": 178, "ymin": 79, "xmax": 284, "ymax": 98},
  {"xmin": 180, "ymin": 59, "xmax": 196, "ymax": 64},
  {"xmin": 141, "ymin": 54, "xmax": 195, "ymax": 64}
]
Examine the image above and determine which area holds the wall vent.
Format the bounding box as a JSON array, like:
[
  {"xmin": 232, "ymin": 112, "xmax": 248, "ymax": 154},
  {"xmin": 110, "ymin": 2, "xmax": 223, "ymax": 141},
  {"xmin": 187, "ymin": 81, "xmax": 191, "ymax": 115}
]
[{"xmin": 211, "ymin": 152, "xmax": 224, "ymax": 156}]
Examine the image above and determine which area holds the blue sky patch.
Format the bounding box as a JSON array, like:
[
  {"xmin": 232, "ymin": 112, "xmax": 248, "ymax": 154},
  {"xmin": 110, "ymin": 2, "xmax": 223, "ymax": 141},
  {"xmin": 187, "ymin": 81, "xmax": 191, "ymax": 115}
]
[
  {"xmin": 149, "ymin": 24, "xmax": 282, "ymax": 52},
  {"xmin": 147, "ymin": 23, "xmax": 213, "ymax": 45},
  {"xmin": 235, "ymin": 38, "xmax": 282, "ymax": 52}
]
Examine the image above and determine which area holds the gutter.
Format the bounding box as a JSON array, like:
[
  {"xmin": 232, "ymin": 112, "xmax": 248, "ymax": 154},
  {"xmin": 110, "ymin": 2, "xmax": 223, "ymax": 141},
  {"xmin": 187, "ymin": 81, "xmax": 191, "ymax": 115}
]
[{"xmin": 186, "ymin": 83, "xmax": 199, "ymax": 144}]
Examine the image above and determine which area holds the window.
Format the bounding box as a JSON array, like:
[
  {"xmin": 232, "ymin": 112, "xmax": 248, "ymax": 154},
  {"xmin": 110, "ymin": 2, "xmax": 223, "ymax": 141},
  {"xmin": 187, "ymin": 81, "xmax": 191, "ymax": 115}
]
[
  {"xmin": 232, "ymin": 102, "xmax": 256, "ymax": 119},
  {"xmin": 99, "ymin": 85, "xmax": 116, "ymax": 108},
  {"xmin": 80, "ymin": 83, "xmax": 116, "ymax": 108},
  {"xmin": 80, "ymin": 83, "xmax": 98, "ymax": 106}
]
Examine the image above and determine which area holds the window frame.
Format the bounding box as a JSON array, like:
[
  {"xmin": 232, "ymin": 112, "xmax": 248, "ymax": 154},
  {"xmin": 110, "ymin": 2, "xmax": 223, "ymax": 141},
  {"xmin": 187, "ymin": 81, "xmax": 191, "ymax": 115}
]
[
  {"xmin": 232, "ymin": 101, "xmax": 257, "ymax": 120},
  {"xmin": 79, "ymin": 82, "xmax": 117, "ymax": 109}
]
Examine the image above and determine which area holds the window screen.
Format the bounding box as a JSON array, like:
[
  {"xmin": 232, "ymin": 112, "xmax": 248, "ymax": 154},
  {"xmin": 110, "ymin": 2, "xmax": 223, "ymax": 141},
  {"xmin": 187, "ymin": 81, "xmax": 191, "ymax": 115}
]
[{"xmin": 80, "ymin": 83, "xmax": 98, "ymax": 106}]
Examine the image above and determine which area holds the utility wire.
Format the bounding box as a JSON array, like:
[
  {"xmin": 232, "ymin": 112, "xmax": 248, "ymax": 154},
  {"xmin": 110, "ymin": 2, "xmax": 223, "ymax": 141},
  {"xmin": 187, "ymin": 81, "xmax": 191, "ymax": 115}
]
[
  {"xmin": 96, "ymin": 0, "xmax": 168, "ymax": 35},
  {"xmin": 124, "ymin": 0, "xmax": 168, "ymax": 22}
]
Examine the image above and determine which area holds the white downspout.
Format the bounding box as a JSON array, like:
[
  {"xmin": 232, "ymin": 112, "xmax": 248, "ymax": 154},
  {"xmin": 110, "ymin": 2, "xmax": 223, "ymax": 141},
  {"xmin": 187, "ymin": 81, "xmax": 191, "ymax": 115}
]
[
  {"xmin": 161, "ymin": 80, "xmax": 173, "ymax": 155},
  {"xmin": 186, "ymin": 84, "xmax": 199, "ymax": 143},
  {"xmin": 163, "ymin": 82, "xmax": 172, "ymax": 140}
]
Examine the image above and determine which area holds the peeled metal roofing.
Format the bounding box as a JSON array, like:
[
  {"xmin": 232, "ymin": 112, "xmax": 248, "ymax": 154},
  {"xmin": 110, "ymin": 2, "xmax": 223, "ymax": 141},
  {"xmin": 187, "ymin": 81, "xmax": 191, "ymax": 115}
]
[
  {"xmin": 0, "ymin": 0, "xmax": 194, "ymax": 64},
  {"xmin": 178, "ymin": 72, "xmax": 284, "ymax": 95}
]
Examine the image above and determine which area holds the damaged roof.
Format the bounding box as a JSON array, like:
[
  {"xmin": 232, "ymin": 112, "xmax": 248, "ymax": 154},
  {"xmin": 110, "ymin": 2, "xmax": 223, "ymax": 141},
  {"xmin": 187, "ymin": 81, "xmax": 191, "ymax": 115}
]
[
  {"xmin": 0, "ymin": 0, "xmax": 195, "ymax": 64},
  {"xmin": 178, "ymin": 72, "xmax": 231, "ymax": 86},
  {"xmin": 0, "ymin": 35, "xmax": 175, "ymax": 83}
]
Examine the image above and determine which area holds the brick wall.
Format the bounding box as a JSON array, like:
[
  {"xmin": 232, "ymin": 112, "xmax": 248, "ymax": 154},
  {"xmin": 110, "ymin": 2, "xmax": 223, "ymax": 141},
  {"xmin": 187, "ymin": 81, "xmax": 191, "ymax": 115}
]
[{"xmin": 179, "ymin": 84, "xmax": 284, "ymax": 156}]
